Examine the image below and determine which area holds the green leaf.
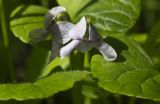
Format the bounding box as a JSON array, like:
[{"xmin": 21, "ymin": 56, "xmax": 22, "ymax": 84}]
[
  {"xmin": 39, "ymin": 57, "xmax": 70, "ymax": 78},
  {"xmin": 57, "ymin": 0, "xmax": 141, "ymax": 36},
  {"xmin": 91, "ymin": 34, "xmax": 160, "ymax": 101},
  {"xmin": 82, "ymin": 85, "xmax": 99, "ymax": 99},
  {"xmin": 10, "ymin": 5, "xmax": 48, "ymax": 43},
  {"xmin": 57, "ymin": 0, "xmax": 91, "ymax": 19},
  {"xmin": 131, "ymin": 33, "xmax": 147, "ymax": 44},
  {"xmin": 0, "ymin": 71, "xmax": 89, "ymax": 100},
  {"xmin": 145, "ymin": 21, "xmax": 160, "ymax": 69}
]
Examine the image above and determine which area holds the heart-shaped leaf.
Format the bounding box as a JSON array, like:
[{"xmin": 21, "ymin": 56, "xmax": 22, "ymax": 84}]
[
  {"xmin": 91, "ymin": 34, "xmax": 160, "ymax": 101},
  {"xmin": 57, "ymin": 0, "xmax": 141, "ymax": 36},
  {"xmin": 10, "ymin": 5, "xmax": 48, "ymax": 43}
]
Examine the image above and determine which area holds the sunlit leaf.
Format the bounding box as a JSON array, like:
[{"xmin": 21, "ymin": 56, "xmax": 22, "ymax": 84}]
[
  {"xmin": 57, "ymin": 0, "xmax": 141, "ymax": 36},
  {"xmin": 91, "ymin": 34, "xmax": 160, "ymax": 101},
  {"xmin": 10, "ymin": 5, "xmax": 48, "ymax": 43},
  {"xmin": 0, "ymin": 71, "xmax": 89, "ymax": 100},
  {"xmin": 39, "ymin": 57, "xmax": 70, "ymax": 78}
]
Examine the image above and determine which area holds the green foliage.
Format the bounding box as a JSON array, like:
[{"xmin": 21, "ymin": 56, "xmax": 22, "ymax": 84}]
[
  {"xmin": 0, "ymin": 0, "xmax": 160, "ymax": 103},
  {"xmin": 145, "ymin": 21, "xmax": 160, "ymax": 69},
  {"xmin": 0, "ymin": 71, "xmax": 89, "ymax": 100},
  {"xmin": 10, "ymin": 5, "xmax": 48, "ymax": 43},
  {"xmin": 57, "ymin": 0, "xmax": 141, "ymax": 36},
  {"xmin": 91, "ymin": 34, "xmax": 160, "ymax": 101},
  {"xmin": 39, "ymin": 57, "xmax": 70, "ymax": 78},
  {"xmin": 25, "ymin": 47, "xmax": 50, "ymax": 81}
]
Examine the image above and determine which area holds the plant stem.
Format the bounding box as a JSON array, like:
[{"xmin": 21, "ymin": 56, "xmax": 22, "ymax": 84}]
[
  {"xmin": 0, "ymin": 0, "xmax": 9, "ymax": 47},
  {"xmin": 70, "ymin": 51, "xmax": 84, "ymax": 70},
  {"xmin": 71, "ymin": 83, "xmax": 83, "ymax": 104},
  {"xmin": 70, "ymin": 51, "xmax": 84, "ymax": 104},
  {"xmin": 0, "ymin": 0, "xmax": 15, "ymax": 81},
  {"xmin": 84, "ymin": 52, "xmax": 90, "ymax": 70}
]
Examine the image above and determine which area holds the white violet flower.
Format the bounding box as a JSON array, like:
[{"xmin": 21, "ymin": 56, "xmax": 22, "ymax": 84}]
[{"xmin": 30, "ymin": 6, "xmax": 117, "ymax": 62}]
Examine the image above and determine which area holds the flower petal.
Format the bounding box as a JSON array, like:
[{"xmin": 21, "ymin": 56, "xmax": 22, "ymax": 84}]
[
  {"xmin": 49, "ymin": 40, "xmax": 60, "ymax": 62},
  {"xmin": 69, "ymin": 16, "xmax": 87, "ymax": 40},
  {"xmin": 29, "ymin": 28, "xmax": 49, "ymax": 43},
  {"xmin": 88, "ymin": 24, "xmax": 117, "ymax": 61},
  {"xmin": 59, "ymin": 40, "xmax": 81, "ymax": 58},
  {"xmin": 44, "ymin": 6, "xmax": 66, "ymax": 27},
  {"xmin": 96, "ymin": 41, "xmax": 117, "ymax": 61},
  {"xmin": 88, "ymin": 24, "xmax": 101, "ymax": 41},
  {"xmin": 76, "ymin": 41, "xmax": 95, "ymax": 52},
  {"xmin": 47, "ymin": 21, "xmax": 75, "ymax": 44}
]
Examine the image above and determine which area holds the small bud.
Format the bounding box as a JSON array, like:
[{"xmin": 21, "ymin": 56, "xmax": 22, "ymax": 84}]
[{"xmin": 44, "ymin": 6, "xmax": 67, "ymax": 27}]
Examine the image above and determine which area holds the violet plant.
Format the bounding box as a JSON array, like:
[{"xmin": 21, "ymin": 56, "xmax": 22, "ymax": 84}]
[
  {"xmin": 0, "ymin": 0, "xmax": 160, "ymax": 104},
  {"xmin": 30, "ymin": 6, "xmax": 117, "ymax": 62}
]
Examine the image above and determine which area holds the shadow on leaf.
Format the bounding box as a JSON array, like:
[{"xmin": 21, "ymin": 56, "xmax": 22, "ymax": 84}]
[
  {"xmin": 10, "ymin": 5, "xmax": 46, "ymax": 20},
  {"xmin": 104, "ymin": 37, "xmax": 128, "ymax": 62}
]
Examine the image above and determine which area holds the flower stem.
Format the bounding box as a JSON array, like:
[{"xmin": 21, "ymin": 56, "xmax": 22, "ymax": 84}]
[
  {"xmin": 71, "ymin": 83, "xmax": 83, "ymax": 104},
  {"xmin": 70, "ymin": 51, "xmax": 84, "ymax": 70},
  {"xmin": 0, "ymin": 0, "xmax": 15, "ymax": 81},
  {"xmin": 84, "ymin": 52, "xmax": 90, "ymax": 70},
  {"xmin": 0, "ymin": 0, "xmax": 9, "ymax": 47}
]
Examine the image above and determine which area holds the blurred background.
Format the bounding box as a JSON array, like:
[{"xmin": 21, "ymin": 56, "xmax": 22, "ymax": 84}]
[{"xmin": 0, "ymin": 0, "xmax": 160, "ymax": 104}]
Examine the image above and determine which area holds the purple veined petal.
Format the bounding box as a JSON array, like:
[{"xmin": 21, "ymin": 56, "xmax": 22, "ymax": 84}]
[
  {"xmin": 44, "ymin": 6, "xmax": 66, "ymax": 27},
  {"xmin": 96, "ymin": 41, "xmax": 117, "ymax": 61},
  {"xmin": 88, "ymin": 24, "xmax": 101, "ymax": 41},
  {"xmin": 29, "ymin": 28, "xmax": 49, "ymax": 43},
  {"xmin": 59, "ymin": 40, "xmax": 81, "ymax": 58},
  {"xmin": 49, "ymin": 40, "xmax": 60, "ymax": 62},
  {"xmin": 47, "ymin": 21, "xmax": 75, "ymax": 44},
  {"xmin": 68, "ymin": 16, "xmax": 87, "ymax": 40},
  {"xmin": 88, "ymin": 24, "xmax": 117, "ymax": 61},
  {"xmin": 76, "ymin": 24, "xmax": 100, "ymax": 52},
  {"xmin": 76, "ymin": 41, "xmax": 95, "ymax": 52}
]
